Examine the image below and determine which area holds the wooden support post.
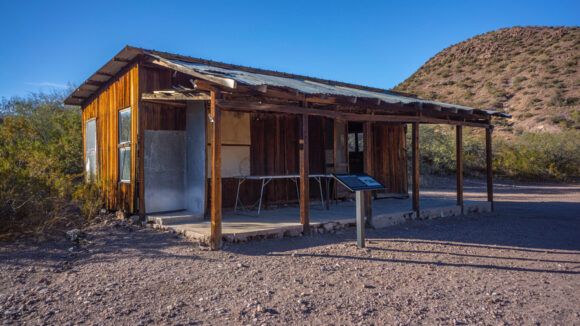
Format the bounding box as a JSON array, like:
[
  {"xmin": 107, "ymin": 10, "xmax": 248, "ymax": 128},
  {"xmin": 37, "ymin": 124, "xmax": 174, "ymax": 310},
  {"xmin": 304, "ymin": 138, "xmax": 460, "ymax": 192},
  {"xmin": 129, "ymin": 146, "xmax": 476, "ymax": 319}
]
[
  {"xmin": 363, "ymin": 121, "xmax": 373, "ymax": 226},
  {"xmin": 456, "ymin": 125, "xmax": 463, "ymax": 213},
  {"xmin": 412, "ymin": 122, "xmax": 420, "ymax": 217},
  {"xmin": 299, "ymin": 114, "xmax": 310, "ymax": 234},
  {"xmin": 210, "ymin": 90, "xmax": 222, "ymax": 250},
  {"xmin": 486, "ymin": 127, "xmax": 494, "ymax": 212}
]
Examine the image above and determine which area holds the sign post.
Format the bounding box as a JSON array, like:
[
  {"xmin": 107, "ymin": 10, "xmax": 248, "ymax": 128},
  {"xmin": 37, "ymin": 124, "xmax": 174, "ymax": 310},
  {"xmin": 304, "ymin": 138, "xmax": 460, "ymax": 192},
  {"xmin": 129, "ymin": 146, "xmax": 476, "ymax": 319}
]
[
  {"xmin": 332, "ymin": 173, "xmax": 386, "ymax": 248},
  {"xmin": 355, "ymin": 190, "xmax": 365, "ymax": 247}
]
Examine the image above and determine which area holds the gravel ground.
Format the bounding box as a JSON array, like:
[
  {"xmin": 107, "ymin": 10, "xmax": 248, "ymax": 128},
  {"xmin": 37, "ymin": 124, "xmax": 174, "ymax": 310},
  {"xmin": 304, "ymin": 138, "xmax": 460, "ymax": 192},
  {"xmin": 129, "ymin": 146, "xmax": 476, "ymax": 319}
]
[{"xmin": 1, "ymin": 178, "xmax": 579, "ymax": 325}]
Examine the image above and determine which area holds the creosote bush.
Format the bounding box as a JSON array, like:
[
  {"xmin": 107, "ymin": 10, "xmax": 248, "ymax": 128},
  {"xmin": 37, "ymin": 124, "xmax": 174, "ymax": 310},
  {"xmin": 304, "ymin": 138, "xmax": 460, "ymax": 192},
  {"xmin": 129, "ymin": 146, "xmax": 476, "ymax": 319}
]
[
  {"xmin": 408, "ymin": 125, "xmax": 580, "ymax": 182},
  {"xmin": 0, "ymin": 91, "xmax": 103, "ymax": 238}
]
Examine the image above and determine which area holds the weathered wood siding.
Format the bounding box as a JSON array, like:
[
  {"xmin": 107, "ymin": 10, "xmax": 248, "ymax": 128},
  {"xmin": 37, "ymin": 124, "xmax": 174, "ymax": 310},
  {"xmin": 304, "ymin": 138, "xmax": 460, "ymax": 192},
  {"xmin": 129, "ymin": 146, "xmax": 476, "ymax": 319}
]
[
  {"xmin": 81, "ymin": 63, "xmax": 139, "ymax": 212},
  {"xmin": 373, "ymin": 123, "xmax": 408, "ymax": 194},
  {"xmin": 221, "ymin": 114, "xmax": 326, "ymax": 207}
]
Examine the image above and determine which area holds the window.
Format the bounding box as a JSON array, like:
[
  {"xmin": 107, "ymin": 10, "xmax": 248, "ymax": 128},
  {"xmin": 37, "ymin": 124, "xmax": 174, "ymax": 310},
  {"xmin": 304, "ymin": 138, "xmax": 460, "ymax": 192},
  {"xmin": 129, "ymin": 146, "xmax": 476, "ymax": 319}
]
[
  {"xmin": 85, "ymin": 119, "xmax": 97, "ymax": 181},
  {"xmin": 118, "ymin": 108, "xmax": 131, "ymax": 182},
  {"xmin": 348, "ymin": 132, "xmax": 364, "ymax": 153}
]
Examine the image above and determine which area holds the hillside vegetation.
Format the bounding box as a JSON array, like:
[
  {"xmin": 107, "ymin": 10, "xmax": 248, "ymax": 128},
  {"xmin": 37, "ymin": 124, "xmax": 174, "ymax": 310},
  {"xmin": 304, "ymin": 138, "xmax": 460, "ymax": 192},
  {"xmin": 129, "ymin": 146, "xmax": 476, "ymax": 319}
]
[
  {"xmin": 395, "ymin": 26, "xmax": 580, "ymax": 181},
  {"xmin": 396, "ymin": 26, "xmax": 580, "ymax": 133}
]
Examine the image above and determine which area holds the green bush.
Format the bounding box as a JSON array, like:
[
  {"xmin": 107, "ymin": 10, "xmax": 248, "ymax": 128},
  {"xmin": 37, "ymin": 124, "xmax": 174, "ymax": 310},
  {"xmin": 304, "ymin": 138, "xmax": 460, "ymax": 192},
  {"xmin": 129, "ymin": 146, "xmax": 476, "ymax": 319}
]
[
  {"xmin": 0, "ymin": 92, "xmax": 103, "ymax": 237},
  {"xmin": 408, "ymin": 125, "xmax": 580, "ymax": 182}
]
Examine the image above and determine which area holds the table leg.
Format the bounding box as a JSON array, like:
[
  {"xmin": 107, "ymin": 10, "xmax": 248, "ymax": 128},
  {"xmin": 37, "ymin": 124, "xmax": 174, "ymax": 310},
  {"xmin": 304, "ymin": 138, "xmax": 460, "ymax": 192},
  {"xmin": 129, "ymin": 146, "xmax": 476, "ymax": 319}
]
[
  {"xmin": 315, "ymin": 177, "xmax": 324, "ymax": 209},
  {"xmin": 258, "ymin": 179, "xmax": 266, "ymax": 216},
  {"xmin": 234, "ymin": 178, "xmax": 243, "ymax": 214},
  {"xmin": 291, "ymin": 177, "xmax": 300, "ymax": 207}
]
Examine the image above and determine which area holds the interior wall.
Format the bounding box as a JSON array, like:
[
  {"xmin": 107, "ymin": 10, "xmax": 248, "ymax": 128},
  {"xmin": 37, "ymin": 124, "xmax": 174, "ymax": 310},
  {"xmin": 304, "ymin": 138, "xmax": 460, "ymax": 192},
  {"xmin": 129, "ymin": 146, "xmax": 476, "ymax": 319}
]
[
  {"xmin": 185, "ymin": 101, "xmax": 206, "ymax": 216},
  {"xmin": 373, "ymin": 123, "xmax": 408, "ymax": 194}
]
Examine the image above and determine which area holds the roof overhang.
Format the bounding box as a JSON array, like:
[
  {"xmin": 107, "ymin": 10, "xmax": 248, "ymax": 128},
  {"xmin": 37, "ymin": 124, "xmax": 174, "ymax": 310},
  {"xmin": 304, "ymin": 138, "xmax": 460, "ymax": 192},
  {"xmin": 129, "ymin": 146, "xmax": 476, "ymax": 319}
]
[{"xmin": 64, "ymin": 46, "xmax": 143, "ymax": 106}]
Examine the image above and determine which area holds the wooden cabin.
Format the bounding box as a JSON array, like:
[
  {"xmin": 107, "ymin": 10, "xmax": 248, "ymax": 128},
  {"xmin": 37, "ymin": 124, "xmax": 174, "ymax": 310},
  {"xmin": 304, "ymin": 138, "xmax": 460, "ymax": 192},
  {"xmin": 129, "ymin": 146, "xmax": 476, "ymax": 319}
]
[{"xmin": 65, "ymin": 46, "xmax": 509, "ymax": 249}]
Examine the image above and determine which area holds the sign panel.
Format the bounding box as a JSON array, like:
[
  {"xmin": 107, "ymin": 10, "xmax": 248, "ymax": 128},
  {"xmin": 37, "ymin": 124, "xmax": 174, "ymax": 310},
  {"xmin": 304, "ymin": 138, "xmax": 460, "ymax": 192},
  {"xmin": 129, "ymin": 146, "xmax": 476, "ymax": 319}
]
[{"xmin": 332, "ymin": 173, "xmax": 386, "ymax": 192}]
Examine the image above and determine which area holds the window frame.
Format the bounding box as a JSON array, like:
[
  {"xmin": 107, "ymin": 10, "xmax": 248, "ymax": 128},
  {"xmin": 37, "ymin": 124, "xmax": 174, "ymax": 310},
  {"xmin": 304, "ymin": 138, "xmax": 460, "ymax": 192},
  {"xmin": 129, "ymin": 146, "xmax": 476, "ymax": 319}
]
[{"xmin": 118, "ymin": 107, "xmax": 131, "ymax": 183}]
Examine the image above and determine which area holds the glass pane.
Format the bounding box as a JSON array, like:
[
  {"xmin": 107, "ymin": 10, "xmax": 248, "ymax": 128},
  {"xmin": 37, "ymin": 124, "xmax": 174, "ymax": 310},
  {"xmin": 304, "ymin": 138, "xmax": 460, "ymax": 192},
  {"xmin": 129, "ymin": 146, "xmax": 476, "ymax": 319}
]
[
  {"xmin": 348, "ymin": 133, "xmax": 356, "ymax": 152},
  {"xmin": 119, "ymin": 148, "xmax": 131, "ymax": 181},
  {"xmin": 86, "ymin": 120, "xmax": 96, "ymax": 150},
  {"xmin": 357, "ymin": 132, "xmax": 364, "ymax": 152},
  {"xmin": 86, "ymin": 150, "xmax": 97, "ymax": 179},
  {"xmin": 85, "ymin": 120, "xmax": 97, "ymax": 180},
  {"xmin": 119, "ymin": 109, "xmax": 131, "ymax": 143}
]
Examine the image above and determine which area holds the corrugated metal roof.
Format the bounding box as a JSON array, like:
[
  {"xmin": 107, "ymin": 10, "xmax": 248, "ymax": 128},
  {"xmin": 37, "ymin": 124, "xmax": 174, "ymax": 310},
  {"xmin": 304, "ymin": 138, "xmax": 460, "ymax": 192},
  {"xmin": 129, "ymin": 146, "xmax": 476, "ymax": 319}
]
[
  {"xmin": 65, "ymin": 46, "xmax": 510, "ymax": 119},
  {"xmin": 149, "ymin": 53, "xmax": 510, "ymax": 118}
]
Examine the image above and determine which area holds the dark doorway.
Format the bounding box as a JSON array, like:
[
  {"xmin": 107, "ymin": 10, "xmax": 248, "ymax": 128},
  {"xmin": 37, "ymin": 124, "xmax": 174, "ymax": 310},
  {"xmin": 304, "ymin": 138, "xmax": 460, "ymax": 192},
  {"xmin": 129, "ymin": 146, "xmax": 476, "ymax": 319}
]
[{"xmin": 348, "ymin": 122, "xmax": 364, "ymax": 173}]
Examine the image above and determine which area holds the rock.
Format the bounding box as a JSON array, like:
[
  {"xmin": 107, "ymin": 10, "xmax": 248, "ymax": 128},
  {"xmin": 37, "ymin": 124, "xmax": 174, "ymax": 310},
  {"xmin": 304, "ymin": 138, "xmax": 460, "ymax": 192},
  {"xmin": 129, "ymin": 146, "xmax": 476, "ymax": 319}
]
[
  {"xmin": 116, "ymin": 210, "xmax": 128, "ymax": 220},
  {"xmin": 323, "ymin": 223, "xmax": 335, "ymax": 232},
  {"xmin": 130, "ymin": 215, "xmax": 141, "ymax": 225},
  {"xmin": 66, "ymin": 229, "xmax": 82, "ymax": 242}
]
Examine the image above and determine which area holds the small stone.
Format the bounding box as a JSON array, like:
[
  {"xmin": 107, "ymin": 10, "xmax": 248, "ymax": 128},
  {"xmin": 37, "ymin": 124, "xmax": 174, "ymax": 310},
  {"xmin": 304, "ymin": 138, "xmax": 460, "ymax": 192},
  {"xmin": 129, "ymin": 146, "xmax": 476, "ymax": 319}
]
[
  {"xmin": 116, "ymin": 210, "xmax": 128, "ymax": 220},
  {"xmin": 66, "ymin": 229, "xmax": 82, "ymax": 242},
  {"xmin": 130, "ymin": 215, "xmax": 141, "ymax": 225}
]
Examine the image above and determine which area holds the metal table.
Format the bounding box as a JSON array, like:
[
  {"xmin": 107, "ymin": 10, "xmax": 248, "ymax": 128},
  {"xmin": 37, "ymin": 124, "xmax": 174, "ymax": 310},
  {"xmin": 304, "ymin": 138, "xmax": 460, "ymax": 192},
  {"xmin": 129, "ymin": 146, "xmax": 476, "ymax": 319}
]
[{"xmin": 234, "ymin": 174, "xmax": 332, "ymax": 215}]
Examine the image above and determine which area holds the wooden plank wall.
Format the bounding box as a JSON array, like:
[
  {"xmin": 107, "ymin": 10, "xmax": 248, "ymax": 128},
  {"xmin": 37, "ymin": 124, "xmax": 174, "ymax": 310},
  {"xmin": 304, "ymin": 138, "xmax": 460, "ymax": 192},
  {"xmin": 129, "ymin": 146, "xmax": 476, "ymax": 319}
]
[
  {"xmin": 81, "ymin": 63, "xmax": 139, "ymax": 212},
  {"xmin": 372, "ymin": 123, "xmax": 408, "ymax": 194},
  {"xmin": 222, "ymin": 113, "xmax": 326, "ymax": 207},
  {"xmin": 139, "ymin": 66, "xmax": 186, "ymax": 131}
]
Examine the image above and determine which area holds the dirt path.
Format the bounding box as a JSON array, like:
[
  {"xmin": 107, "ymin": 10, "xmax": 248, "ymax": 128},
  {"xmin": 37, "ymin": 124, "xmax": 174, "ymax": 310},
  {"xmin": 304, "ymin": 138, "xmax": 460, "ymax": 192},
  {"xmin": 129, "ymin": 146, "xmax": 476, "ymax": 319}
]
[{"xmin": 1, "ymin": 179, "xmax": 579, "ymax": 325}]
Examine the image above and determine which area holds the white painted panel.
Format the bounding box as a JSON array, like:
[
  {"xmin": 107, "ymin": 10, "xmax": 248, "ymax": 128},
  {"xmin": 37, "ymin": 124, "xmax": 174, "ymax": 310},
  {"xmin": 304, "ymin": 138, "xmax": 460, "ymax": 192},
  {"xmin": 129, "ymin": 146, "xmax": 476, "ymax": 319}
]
[
  {"xmin": 222, "ymin": 146, "xmax": 250, "ymax": 177},
  {"xmin": 208, "ymin": 111, "xmax": 250, "ymax": 145}
]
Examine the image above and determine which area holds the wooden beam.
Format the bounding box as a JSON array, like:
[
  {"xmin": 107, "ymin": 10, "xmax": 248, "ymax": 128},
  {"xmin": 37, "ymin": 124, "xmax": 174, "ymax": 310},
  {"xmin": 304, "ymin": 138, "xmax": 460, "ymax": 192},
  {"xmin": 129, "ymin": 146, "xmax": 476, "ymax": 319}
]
[
  {"xmin": 412, "ymin": 122, "xmax": 420, "ymax": 217},
  {"xmin": 420, "ymin": 116, "xmax": 490, "ymax": 128},
  {"xmin": 216, "ymin": 100, "xmax": 420, "ymax": 123},
  {"xmin": 486, "ymin": 127, "xmax": 494, "ymax": 212},
  {"xmin": 141, "ymin": 99, "xmax": 187, "ymax": 107},
  {"xmin": 216, "ymin": 100, "xmax": 491, "ymax": 127},
  {"xmin": 456, "ymin": 125, "xmax": 463, "ymax": 213},
  {"xmin": 363, "ymin": 121, "xmax": 373, "ymax": 226},
  {"xmin": 95, "ymin": 72, "xmax": 114, "ymax": 77},
  {"xmin": 299, "ymin": 112, "xmax": 310, "ymax": 234},
  {"xmin": 210, "ymin": 90, "xmax": 222, "ymax": 250},
  {"xmin": 141, "ymin": 92, "xmax": 210, "ymax": 101},
  {"xmin": 113, "ymin": 57, "xmax": 132, "ymax": 63},
  {"xmin": 151, "ymin": 58, "xmax": 237, "ymax": 89}
]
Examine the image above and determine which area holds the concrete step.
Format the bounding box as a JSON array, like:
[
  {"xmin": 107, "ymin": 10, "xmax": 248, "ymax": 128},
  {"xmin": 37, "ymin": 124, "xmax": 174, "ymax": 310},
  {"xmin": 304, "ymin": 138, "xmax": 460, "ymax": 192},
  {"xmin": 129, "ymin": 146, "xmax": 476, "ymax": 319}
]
[{"xmin": 146, "ymin": 211, "xmax": 204, "ymax": 226}]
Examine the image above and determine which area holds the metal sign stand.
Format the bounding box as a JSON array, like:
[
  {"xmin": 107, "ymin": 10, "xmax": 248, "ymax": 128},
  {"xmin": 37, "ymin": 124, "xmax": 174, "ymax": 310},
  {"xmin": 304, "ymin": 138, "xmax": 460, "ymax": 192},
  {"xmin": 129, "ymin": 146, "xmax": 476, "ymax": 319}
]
[
  {"xmin": 331, "ymin": 173, "xmax": 386, "ymax": 250},
  {"xmin": 355, "ymin": 190, "xmax": 365, "ymax": 248}
]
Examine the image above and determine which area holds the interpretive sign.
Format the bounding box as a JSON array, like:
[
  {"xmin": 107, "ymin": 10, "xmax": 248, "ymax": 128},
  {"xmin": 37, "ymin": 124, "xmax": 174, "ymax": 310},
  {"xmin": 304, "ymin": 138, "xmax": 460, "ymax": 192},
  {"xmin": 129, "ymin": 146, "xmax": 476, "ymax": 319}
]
[
  {"xmin": 331, "ymin": 173, "xmax": 386, "ymax": 192},
  {"xmin": 331, "ymin": 173, "xmax": 386, "ymax": 249}
]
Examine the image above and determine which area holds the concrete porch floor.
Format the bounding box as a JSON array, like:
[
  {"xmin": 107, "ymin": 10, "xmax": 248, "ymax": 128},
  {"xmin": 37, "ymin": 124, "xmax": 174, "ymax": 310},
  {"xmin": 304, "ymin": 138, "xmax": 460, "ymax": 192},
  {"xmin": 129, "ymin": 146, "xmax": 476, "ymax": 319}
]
[{"xmin": 147, "ymin": 194, "xmax": 492, "ymax": 244}]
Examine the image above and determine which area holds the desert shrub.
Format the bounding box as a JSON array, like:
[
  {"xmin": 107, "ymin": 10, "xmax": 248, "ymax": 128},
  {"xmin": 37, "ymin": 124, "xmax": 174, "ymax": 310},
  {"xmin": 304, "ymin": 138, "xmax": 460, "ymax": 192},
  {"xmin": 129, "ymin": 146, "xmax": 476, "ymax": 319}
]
[
  {"xmin": 494, "ymin": 131, "xmax": 580, "ymax": 181},
  {"xmin": 0, "ymin": 92, "xmax": 103, "ymax": 237},
  {"xmin": 408, "ymin": 125, "xmax": 580, "ymax": 182}
]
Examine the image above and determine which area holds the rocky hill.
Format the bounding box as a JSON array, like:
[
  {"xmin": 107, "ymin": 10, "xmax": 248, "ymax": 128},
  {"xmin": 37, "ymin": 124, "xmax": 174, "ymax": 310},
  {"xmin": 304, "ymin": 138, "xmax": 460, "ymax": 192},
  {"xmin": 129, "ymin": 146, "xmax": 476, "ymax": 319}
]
[{"xmin": 395, "ymin": 26, "xmax": 580, "ymax": 133}]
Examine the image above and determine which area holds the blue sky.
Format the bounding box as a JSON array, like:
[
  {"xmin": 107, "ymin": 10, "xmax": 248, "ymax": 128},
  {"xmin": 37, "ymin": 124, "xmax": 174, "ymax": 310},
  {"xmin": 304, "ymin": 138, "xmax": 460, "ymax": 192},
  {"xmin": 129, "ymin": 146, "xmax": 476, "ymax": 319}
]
[{"xmin": 0, "ymin": 0, "xmax": 578, "ymax": 99}]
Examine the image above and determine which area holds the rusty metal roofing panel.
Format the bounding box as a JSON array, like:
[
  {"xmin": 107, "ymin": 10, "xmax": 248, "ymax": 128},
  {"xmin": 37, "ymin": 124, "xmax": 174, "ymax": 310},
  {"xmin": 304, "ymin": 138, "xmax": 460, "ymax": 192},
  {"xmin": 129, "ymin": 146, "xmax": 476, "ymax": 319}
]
[{"xmin": 149, "ymin": 54, "xmax": 510, "ymax": 118}]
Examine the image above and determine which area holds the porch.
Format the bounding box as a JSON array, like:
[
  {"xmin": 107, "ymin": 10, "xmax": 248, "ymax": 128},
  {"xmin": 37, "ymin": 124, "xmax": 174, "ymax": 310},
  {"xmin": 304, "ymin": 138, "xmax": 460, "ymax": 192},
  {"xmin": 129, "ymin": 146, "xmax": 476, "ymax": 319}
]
[{"xmin": 147, "ymin": 194, "xmax": 492, "ymax": 245}]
